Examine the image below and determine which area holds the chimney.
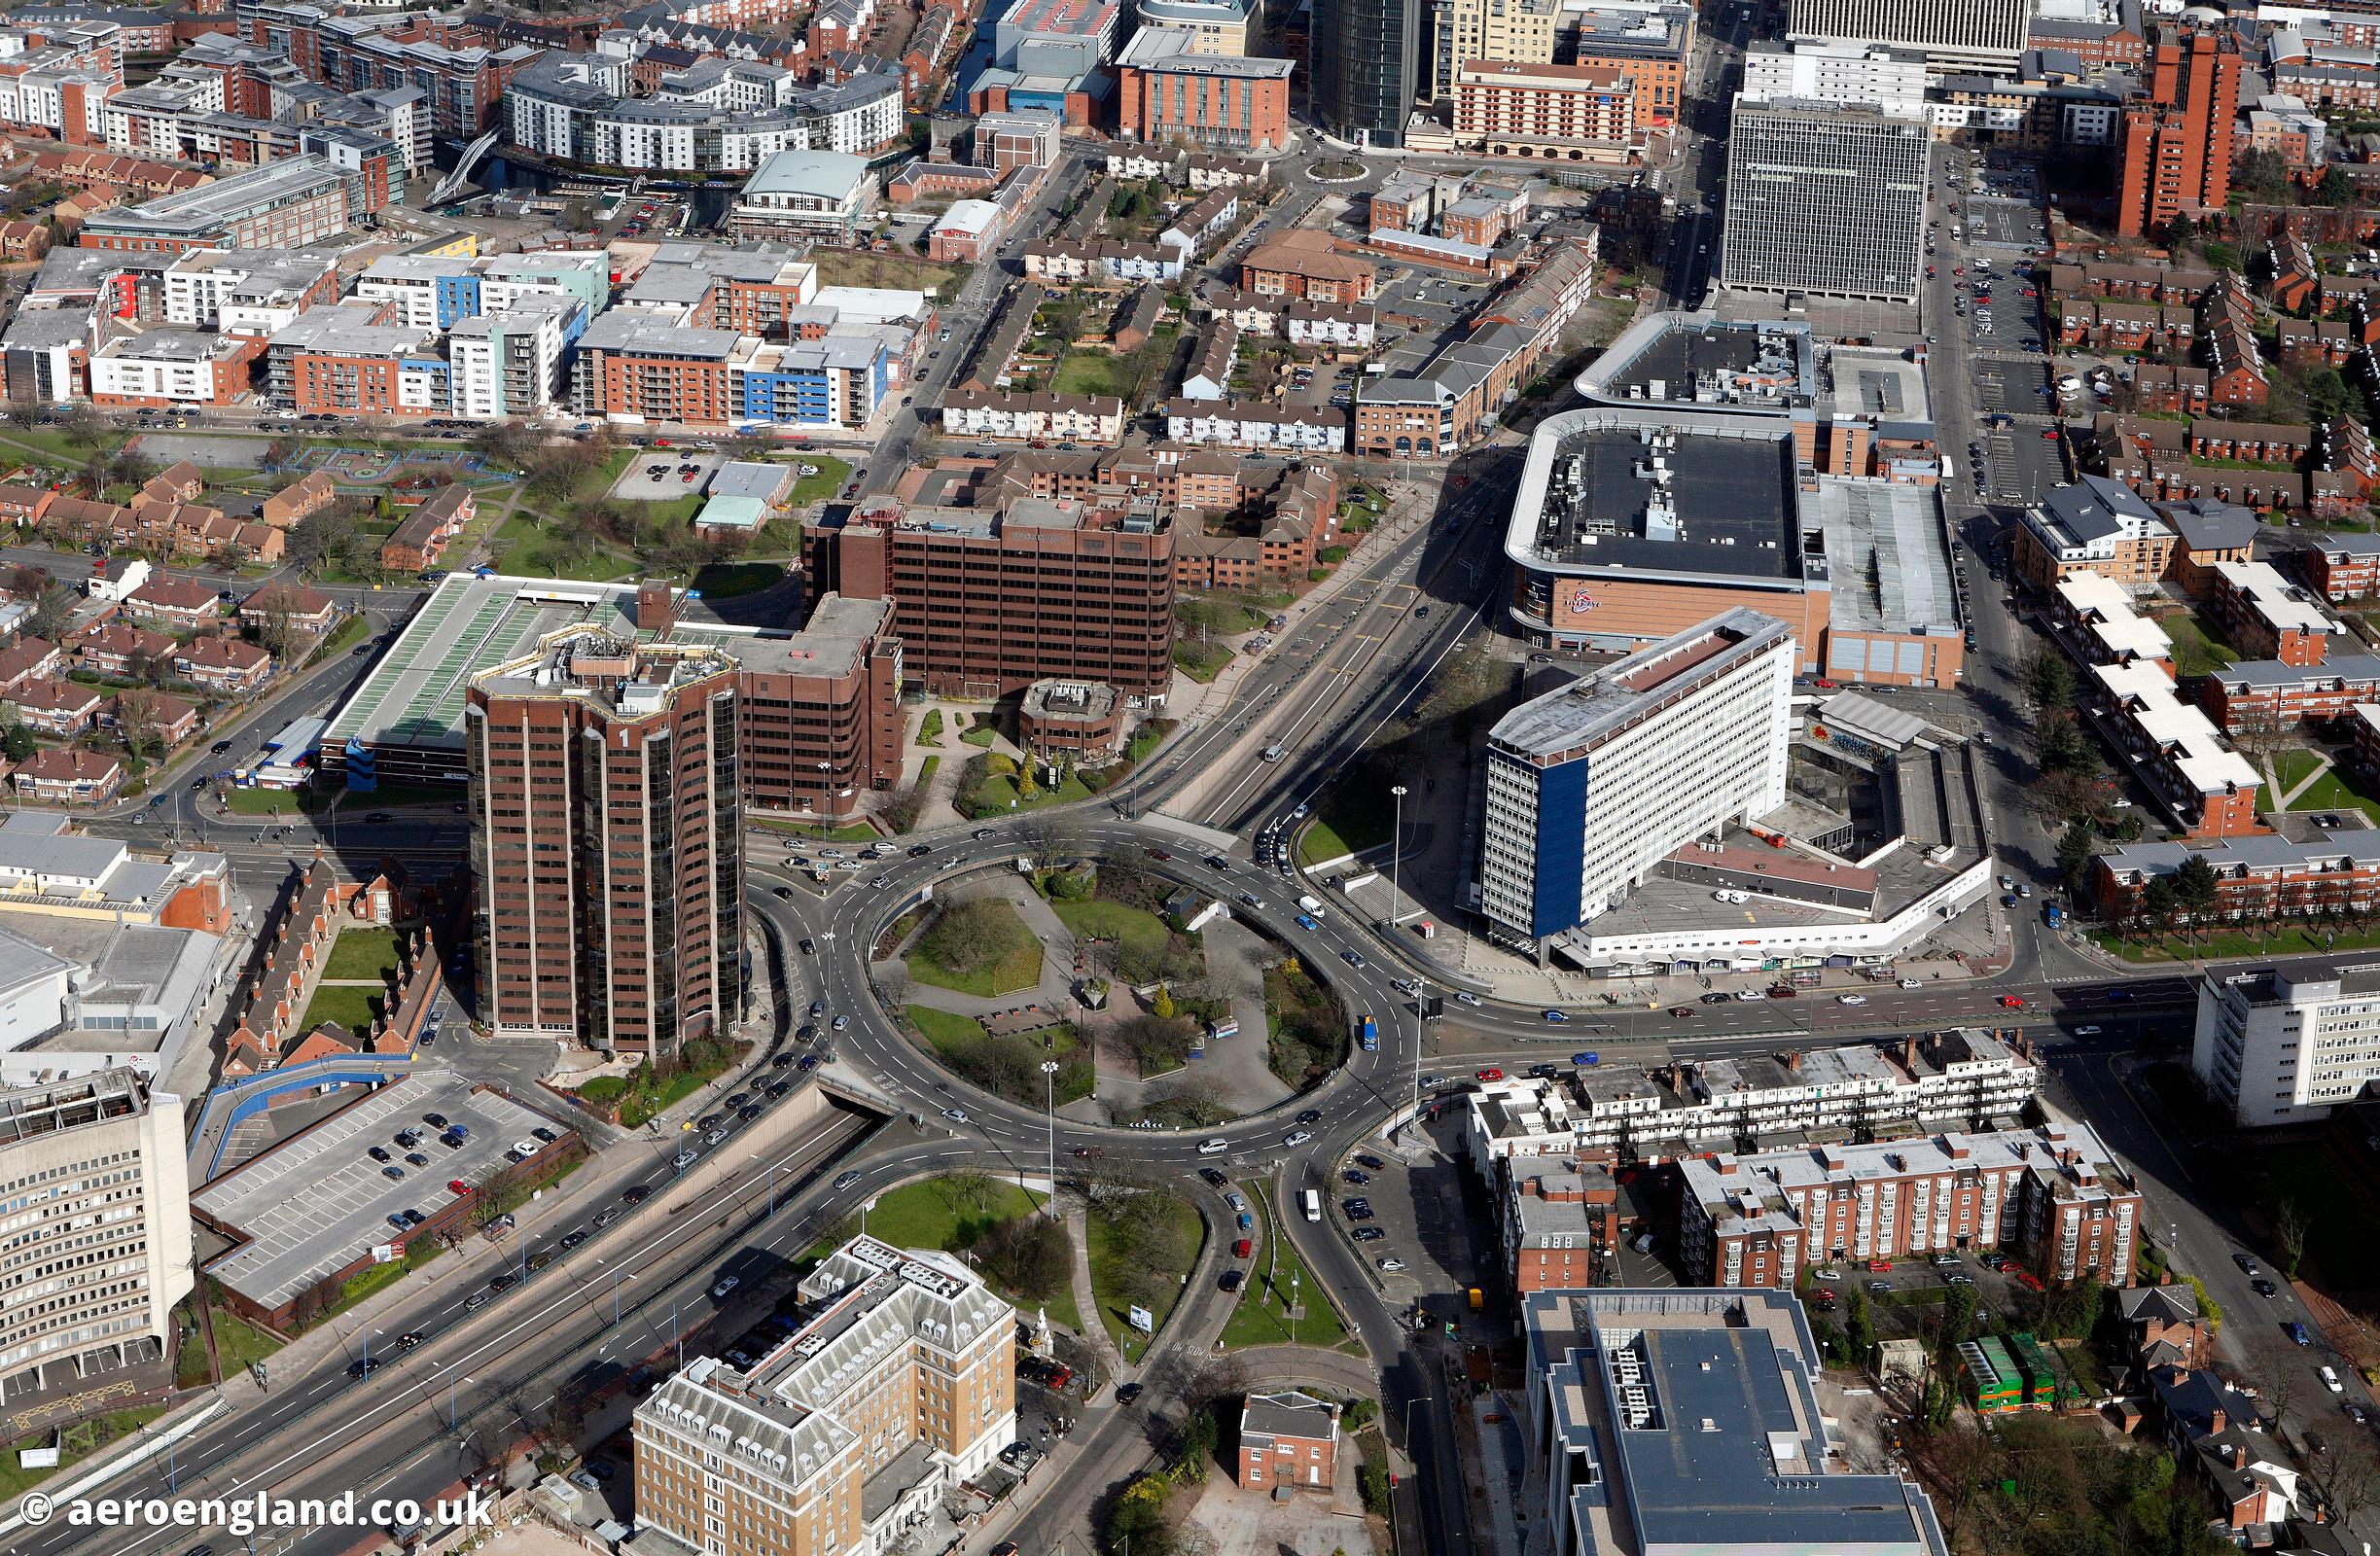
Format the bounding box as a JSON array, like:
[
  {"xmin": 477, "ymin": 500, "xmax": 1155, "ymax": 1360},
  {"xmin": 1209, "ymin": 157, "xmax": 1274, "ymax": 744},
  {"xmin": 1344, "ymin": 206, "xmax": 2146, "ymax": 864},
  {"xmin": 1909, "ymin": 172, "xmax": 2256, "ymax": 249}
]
[
  {"xmin": 1901, "ymin": 1035, "xmax": 1916, "ymax": 1068},
  {"xmin": 637, "ymin": 580, "xmax": 675, "ymax": 636},
  {"xmin": 1780, "ymin": 1049, "xmax": 1800, "ymax": 1073}
]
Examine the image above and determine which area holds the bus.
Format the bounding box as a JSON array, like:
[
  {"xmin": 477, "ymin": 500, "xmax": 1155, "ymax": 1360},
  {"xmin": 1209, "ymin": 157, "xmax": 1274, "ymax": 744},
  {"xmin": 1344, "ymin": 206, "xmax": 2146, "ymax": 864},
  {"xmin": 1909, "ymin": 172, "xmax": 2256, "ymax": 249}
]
[{"xmin": 1302, "ymin": 1189, "xmax": 1322, "ymax": 1222}]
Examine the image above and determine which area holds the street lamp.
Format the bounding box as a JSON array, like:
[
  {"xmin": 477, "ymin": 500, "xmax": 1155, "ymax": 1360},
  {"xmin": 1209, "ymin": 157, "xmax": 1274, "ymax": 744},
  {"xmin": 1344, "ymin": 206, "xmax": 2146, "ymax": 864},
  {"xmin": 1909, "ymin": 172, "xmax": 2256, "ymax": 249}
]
[
  {"xmin": 450, "ymin": 1372, "xmax": 473, "ymax": 1430},
  {"xmin": 815, "ymin": 760, "xmax": 833, "ymax": 845},
  {"xmin": 752, "ymin": 1150, "xmax": 779, "ymax": 1216},
  {"xmin": 1041, "ymin": 1059, "xmax": 1060, "ymax": 1220}
]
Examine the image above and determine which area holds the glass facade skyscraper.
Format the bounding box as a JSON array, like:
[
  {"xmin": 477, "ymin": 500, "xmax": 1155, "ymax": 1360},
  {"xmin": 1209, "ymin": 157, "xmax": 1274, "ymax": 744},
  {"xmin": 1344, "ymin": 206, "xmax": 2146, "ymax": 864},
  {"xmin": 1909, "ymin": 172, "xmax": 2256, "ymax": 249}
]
[{"xmin": 1311, "ymin": 0, "xmax": 1421, "ymax": 146}]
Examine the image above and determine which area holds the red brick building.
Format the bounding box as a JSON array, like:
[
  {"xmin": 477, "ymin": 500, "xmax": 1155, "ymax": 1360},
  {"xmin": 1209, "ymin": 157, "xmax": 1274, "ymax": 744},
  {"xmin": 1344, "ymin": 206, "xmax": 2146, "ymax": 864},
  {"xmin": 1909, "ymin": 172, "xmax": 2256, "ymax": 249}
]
[
  {"xmin": 805, "ymin": 496, "xmax": 1177, "ymax": 701},
  {"xmin": 379, "ymin": 485, "xmax": 474, "ymax": 575},
  {"xmin": 124, "ymin": 576, "xmax": 221, "ymax": 630},
  {"xmin": 1117, "ymin": 51, "xmax": 1293, "ymax": 153},
  {"xmin": 1241, "ymin": 230, "xmax": 1375, "ymax": 302},
  {"xmin": 2115, "ymin": 28, "xmax": 2241, "ymax": 238},
  {"xmin": 14, "ymin": 748, "xmax": 123, "ymax": 804},
  {"xmin": 1237, "ymin": 1393, "xmax": 1340, "ymax": 1492},
  {"xmin": 2305, "ymin": 532, "xmax": 2380, "ymax": 601},
  {"xmin": 173, "ymin": 635, "xmax": 272, "ymax": 694}
]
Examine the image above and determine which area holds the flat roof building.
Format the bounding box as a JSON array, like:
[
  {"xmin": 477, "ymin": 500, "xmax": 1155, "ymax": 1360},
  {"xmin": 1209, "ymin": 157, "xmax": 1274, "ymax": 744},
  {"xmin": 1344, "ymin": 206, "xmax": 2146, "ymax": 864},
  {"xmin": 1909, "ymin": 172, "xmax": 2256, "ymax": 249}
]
[
  {"xmin": 633, "ymin": 1235, "xmax": 1014, "ymax": 1556},
  {"xmin": 0, "ymin": 1070, "xmax": 192, "ymax": 1399},
  {"xmin": 466, "ymin": 619, "xmax": 743, "ymax": 1060},
  {"xmin": 1721, "ymin": 96, "xmax": 1929, "ymax": 303},
  {"xmin": 1479, "ymin": 609, "xmax": 1794, "ymax": 946},
  {"xmin": 2197, "ymin": 960, "xmax": 2380, "ymax": 1126},
  {"xmin": 1524, "ymin": 1287, "xmax": 1950, "ymax": 1556}
]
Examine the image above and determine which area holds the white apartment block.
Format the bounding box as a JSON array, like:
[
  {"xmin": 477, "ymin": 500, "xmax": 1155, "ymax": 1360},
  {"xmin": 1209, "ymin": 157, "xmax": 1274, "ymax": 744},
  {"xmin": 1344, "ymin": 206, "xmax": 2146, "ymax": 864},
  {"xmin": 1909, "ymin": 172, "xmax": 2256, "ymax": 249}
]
[
  {"xmin": 940, "ymin": 390, "xmax": 1126, "ymax": 443},
  {"xmin": 163, "ymin": 250, "xmax": 336, "ymax": 337},
  {"xmin": 0, "ymin": 1070, "xmax": 192, "ymax": 1392},
  {"xmin": 632, "ymin": 1236, "xmax": 1013, "ymax": 1556},
  {"xmin": 1162, "ymin": 400, "xmax": 1348, "ymax": 451},
  {"xmin": 1478, "ymin": 609, "xmax": 1793, "ymax": 945},
  {"xmin": 89, "ymin": 330, "xmax": 250, "ymax": 407},
  {"xmin": 1463, "ymin": 1030, "xmax": 2040, "ymax": 1169},
  {"xmin": 447, "ymin": 298, "xmax": 573, "ymax": 421},
  {"xmin": 2196, "ymin": 961, "xmax": 2380, "ymax": 1126},
  {"xmin": 1740, "ymin": 39, "xmax": 1929, "ymax": 118}
]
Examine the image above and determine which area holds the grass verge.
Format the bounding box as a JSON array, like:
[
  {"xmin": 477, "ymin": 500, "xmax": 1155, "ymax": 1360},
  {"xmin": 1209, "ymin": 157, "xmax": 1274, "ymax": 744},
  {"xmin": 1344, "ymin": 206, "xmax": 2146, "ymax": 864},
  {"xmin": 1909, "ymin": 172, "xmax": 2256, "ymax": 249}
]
[
  {"xmin": 1087, "ymin": 1194, "xmax": 1206, "ymax": 1353},
  {"xmin": 0, "ymin": 1405, "xmax": 169, "ymax": 1505},
  {"xmin": 1220, "ymin": 1183, "xmax": 1349, "ymax": 1350}
]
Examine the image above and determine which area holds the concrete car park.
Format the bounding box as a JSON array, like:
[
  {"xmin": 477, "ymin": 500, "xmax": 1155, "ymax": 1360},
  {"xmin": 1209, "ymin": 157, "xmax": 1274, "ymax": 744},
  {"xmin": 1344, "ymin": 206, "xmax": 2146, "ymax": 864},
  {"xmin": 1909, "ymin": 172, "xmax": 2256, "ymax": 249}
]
[
  {"xmin": 611, "ymin": 447, "xmax": 728, "ymax": 502},
  {"xmin": 191, "ymin": 1072, "xmax": 575, "ymax": 1318}
]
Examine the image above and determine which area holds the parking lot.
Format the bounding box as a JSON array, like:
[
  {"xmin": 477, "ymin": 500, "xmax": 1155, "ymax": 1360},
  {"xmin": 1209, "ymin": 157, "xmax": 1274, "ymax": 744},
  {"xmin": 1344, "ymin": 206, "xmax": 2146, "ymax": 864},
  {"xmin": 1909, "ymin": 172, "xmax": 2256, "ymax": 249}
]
[
  {"xmin": 1963, "ymin": 195, "xmax": 2048, "ymax": 254},
  {"xmin": 193, "ymin": 1072, "xmax": 573, "ymax": 1313},
  {"xmin": 612, "ymin": 447, "xmax": 727, "ymax": 502},
  {"xmin": 1976, "ymin": 407, "xmax": 2072, "ymax": 504},
  {"xmin": 1973, "ymin": 357, "xmax": 2052, "ymax": 418}
]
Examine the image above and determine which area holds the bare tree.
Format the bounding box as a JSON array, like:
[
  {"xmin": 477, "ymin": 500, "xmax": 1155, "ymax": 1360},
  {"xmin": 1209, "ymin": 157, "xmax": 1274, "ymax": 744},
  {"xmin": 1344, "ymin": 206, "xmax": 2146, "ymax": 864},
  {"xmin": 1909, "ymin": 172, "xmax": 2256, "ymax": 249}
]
[{"xmin": 2278, "ymin": 1196, "xmax": 2311, "ymax": 1281}]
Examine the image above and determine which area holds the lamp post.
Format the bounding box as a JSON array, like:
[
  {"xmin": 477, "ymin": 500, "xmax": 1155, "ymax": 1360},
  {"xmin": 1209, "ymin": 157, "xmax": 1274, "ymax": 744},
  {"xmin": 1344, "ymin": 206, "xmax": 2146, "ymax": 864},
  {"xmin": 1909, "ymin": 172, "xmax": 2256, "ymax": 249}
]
[
  {"xmin": 450, "ymin": 1372, "xmax": 473, "ymax": 1431},
  {"xmin": 1041, "ymin": 1059, "xmax": 1060, "ymax": 1220},
  {"xmin": 815, "ymin": 760, "xmax": 832, "ymax": 845}
]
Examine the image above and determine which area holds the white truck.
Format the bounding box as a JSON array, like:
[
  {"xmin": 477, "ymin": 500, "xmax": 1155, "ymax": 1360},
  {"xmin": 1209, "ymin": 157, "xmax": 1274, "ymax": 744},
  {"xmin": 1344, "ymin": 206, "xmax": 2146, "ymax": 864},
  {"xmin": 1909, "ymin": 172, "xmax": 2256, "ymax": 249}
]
[
  {"xmin": 1297, "ymin": 895, "xmax": 1326, "ymax": 919},
  {"xmin": 84, "ymin": 557, "xmax": 150, "ymax": 602}
]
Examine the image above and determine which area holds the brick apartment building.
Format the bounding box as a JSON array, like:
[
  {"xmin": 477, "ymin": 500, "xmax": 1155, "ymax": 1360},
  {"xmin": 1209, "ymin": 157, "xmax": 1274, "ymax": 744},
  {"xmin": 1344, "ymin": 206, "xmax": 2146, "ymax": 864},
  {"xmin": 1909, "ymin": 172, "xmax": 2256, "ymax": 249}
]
[
  {"xmin": 465, "ymin": 609, "xmax": 743, "ymax": 1061},
  {"xmin": 2202, "ymin": 559, "xmax": 2348, "ymax": 665},
  {"xmin": 2304, "ymin": 532, "xmax": 2380, "ymax": 600},
  {"xmin": 805, "ymin": 495, "xmax": 1176, "ymax": 702},
  {"xmin": 1237, "ymin": 1392, "xmax": 1340, "ymax": 1491},
  {"xmin": 1116, "ymin": 47, "xmax": 1293, "ymax": 151},
  {"xmin": 2116, "ymin": 28, "xmax": 2240, "ymax": 237},
  {"xmin": 1240, "ymin": 230, "xmax": 1375, "ymax": 301},
  {"xmin": 736, "ymin": 593, "xmax": 906, "ymax": 820},
  {"xmin": 379, "ymin": 485, "xmax": 474, "ymax": 574},
  {"xmin": 1680, "ymin": 1117, "xmax": 2143, "ymax": 1289},
  {"xmin": 14, "ymin": 747, "xmax": 124, "ymax": 804},
  {"xmin": 1453, "ymin": 60, "xmax": 1636, "ymax": 160}
]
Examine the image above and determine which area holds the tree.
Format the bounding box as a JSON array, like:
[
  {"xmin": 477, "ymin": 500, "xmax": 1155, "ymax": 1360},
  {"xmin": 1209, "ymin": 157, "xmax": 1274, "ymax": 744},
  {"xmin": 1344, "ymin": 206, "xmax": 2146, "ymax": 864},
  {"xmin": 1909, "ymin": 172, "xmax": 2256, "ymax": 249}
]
[
  {"xmin": 974, "ymin": 1213, "xmax": 1070, "ymax": 1301},
  {"xmin": 2056, "ymin": 820, "xmax": 2098, "ymax": 893},
  {"xmin": 2141, "ymin": 875, "xmax": 2180, "ymax": 941},
  {"xmin": 1845, "ymin": 1284, "xmax": 1875, "ymax": 1362},
  {"xmin": 1, "ymin": 724, "xmax": 32, "ymax": 762},
  {"xmin": 2161, "ymin": 211, "xmax": 2197, "ymax": 252},
  {"xmin": 2278, "ymin": 1195, "xmax": 2311, "ymax": 1280},
  {"xmin": 59, "ymin": 403, "xmax": 111, "ymax": 450},
  {"xmin": 1151, "ymin": 983, "xmax": 1175, "ymax": 1018},
  {"xmin": 2320, "ymin": 165, "xmax": 2357, "ymax": 206},
  {"xmin": 2233, "ymin": 146, "xmax": 2293, "ymax": 204},
  {"xmin": 2174, "ymin": 853, "xmax": 2222, "ymax": 934},
  {"xmin": 2024, "ymin": 649, "xmax": 2076, "ymax": 718},
  {"xmin": 935, "ymin": 1168, "xmax": 1003, "ymax": 1224},
  {"xmin": 24, "ymin": 584, "xmax": 73, "ymax": 644},
  {"xmin": 3, "ymin": 395, "xmax": 37, "ymax": 430},
  {"xmin": 115, "ymin": 686, "xmax": 165, "ymax": 763},
  {"xmin": 288, "ymin": 507, "xmax": 356, "ymax": 576},
  {"xmin": 2035, "ymin": 713, "xmax": 2092, "ymax": 778}
]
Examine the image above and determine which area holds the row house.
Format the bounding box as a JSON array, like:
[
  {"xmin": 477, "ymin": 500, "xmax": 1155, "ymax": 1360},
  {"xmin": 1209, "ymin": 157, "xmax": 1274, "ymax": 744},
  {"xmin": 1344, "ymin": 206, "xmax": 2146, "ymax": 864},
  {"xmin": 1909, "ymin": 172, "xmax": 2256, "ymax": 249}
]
[
  {"xmin": 77, "ymin": 620, "xmax": 171, "ymax": 678},
  {"xmin": 1021, "ymin": 238, "xmax": 1183, "ymax": 286},
  {"xmin": 2126, "ymin": 362, "xmax": 2212, "ymax": 415},
  {"xmin": 2089, "ymin": 657, "xmax": 2262, "ymax": 835},
  {"xmin": 377, "ymin": 485, "xmax": 472, "ymax": 575},
  {"xmin": 1677, "ymin": 1117, "xmax": 2141, "ymax": 1291},
  {"xmin": 172, "ymin": 635, "xmax": 271, "ymax": 695},
  {"xmin": 2277, "ymin": 315, "xmax": 2356, "ymax": 368},
  {"xmin": 123, "ymin": 575, "xmax": 221, "ymax": 630},
  {"xmin": 2304, "ymin": 531, "xmax": 2380, "ymax": 600},
  {"xmin": 1163, "ymin": 398, "xmax": 1345, "ymax": 453},
  {"xmin": 2048, "ymin": 260, "xmax": 2216, "ymax": 304},
  {"xmin": 2189, "ymin": 419, "xmax": 2312, "ymax": 468},
  {"xmin": 2202, "ymin": 559, "xmax": 2343, "ymax": 665},
  {"xmin": 118, "ymin": 690, "xmax": 197, "ymax": 749},
  {"xmin": 1225, "ymin": 299, "xmax": 1379, "ymax": 350},
  {"xmin": 2058, "ymin": 299, "xmax": 2193, "ymax": 357},
  {"xmin": 2091, "ymin": 829, "xmax": 2380, "ymax": 924},
  {"xmin": 2306, "ymin": 468, "xmax": 2364, "ymax": 523},
  {"xmin": 259, "ymin": 472, "xmax": 336, "ymax": 528},
  {"xmin": 2202, "ymin": 276, "xmax": 2270, "ymax": 407},
  {"xmin": 0, "ymin": 636, "xmax": 63, "ymax": 695},
  {"xmin": 238, "ymin": 582, "xmax": 337, "ymax": 636},
  {"xmin": 14, "ymin": 748, "xmax": 123, "ymax": 805},
  {"xmin": 2200, "ymin": 653, "xmax": 2380, "ymax": 731},
  {"xmin": 9, "ymin": 677, "xmax": 103, "ymax": 738},
  {"xmin": 2268, "ymin": 234, "xmax": 2321, "ymax": 313},
  {"xmin": 938, "ymin": 388, "xmax": 1126, "ymax": 443},
  {"xmin": 2324, "ymin": 415, "xmax": 2380, "ymax": 495},
  {"xmin": 1173, "ymin": 460, "xmax": 1338, "ymax": 586}
]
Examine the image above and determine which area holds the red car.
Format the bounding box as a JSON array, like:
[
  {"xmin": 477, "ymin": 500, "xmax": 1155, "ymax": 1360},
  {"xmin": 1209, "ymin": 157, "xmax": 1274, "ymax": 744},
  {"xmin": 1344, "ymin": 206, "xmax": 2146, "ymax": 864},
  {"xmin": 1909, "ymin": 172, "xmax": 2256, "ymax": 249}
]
[
  {"xmin": 2041, "ymin": 429, "xmax": 2059, "ymax": 441},
  {"xmin": 1476, "ymin": 1068, "xmax": 1504, "ymax": 1081},
  {"xmin": 1233, "ymin": 1238, "xmax": 1252, "ymax": 1258},
  {"xmin": 1999, "ymin": 994, "xmax": 2025, "ymax": 1008},
  {"xmin": 1767, "ymin": 985, "xmax": 1797, "ymax": 999},
  {"xmin": 1866, "ymin": 1258, "xmax": 1892, "ymax": 1272},
  {"xmin": 1669, "ymin": 1006, "xmax": 1697, "ymax": 1018},
  {"xmin": 448, "ymin": 1179, "xmax": 472, "ymax": 1194}
]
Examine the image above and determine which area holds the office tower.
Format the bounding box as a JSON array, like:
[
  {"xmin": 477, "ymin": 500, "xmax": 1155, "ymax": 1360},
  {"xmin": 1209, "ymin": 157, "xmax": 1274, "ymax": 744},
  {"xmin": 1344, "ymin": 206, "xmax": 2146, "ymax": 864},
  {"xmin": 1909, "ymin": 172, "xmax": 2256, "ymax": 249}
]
[
  {"xmin": 1787, "ymin": 0, "xmax": 2029, "ymax": 75},
  {"xmin": 1720, "ymin": 95, "xmax": 1929, "ymax": 302},
  {"xmin": 466, "ymin": 608, "xmax": 743, "ymax": 1060},
  {"xmin": 2115, "ymin": 28, "xmax": 2241, "ymax": 237},
  {"xmin": 0, "ymin": 1071, "xmax": 192, "ymax": 1397},
  {"xmin": 1478, "ymin": 610, "xmax": 1794, "ymax": 945},
  {"xmin": 1311, "ymin": 0, "xmax": 1423, "ymax": 147}
]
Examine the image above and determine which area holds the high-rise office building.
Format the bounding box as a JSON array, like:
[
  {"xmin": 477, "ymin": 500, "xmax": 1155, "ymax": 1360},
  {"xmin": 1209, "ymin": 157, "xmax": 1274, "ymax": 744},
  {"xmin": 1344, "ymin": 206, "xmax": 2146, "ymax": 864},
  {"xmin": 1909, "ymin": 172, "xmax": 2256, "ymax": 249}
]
[
  {"xmin": 1477, "ymin": 609, "xmax": 1794, "ymax": 946},
  {"xmin": 466, "ymin": 612, "xmax": 743, "ymax": 1060},
  {"xmin": 1720, "ymin": 96, "xmax": 1929, "ymax": 303},
  {"xmin": 2196, "ymin": 961, "xmax": 2380, "ymax": 1126},
  {"xmin": 1311, "ymin": 0, "xmax": 1423, "ymax": 147},
  {"xmin": 0, "ymin": 1070, "xmax": 192, "ymax": 1397},
  {"xmin": 1786, "ymin": 0, "xmax": 2028, "ymax": 75},
  {"xmin": 2115, "ymin": 28, "xmax": 2240, "ymax": 238}
]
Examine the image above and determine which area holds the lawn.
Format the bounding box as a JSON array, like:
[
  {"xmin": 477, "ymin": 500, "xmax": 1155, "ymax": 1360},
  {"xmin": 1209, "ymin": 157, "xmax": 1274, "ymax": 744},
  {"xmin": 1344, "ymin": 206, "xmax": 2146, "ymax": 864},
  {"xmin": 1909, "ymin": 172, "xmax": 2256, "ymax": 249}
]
[
  {"xmin": 787, "ymin": 454, "xmax": 850, "ymax": 506},
  {"xmin": 1220, "ymin": 1184, "xmax": 1350, "ymax": 1351},
  {"xmin": 968, "ymin": 771, "xmax": 1093, "ymax": 816},
  {"xmin": 811, "ymin": 1178, "xmax": 1083, "ymax": 1332},
  {"xmin": 340, "ymin": 781, "xmax": 465, "ymax": 809},
  {"xmin": 906, "ymin": 897, "xmax": 1046, "ymax": 998},
  {"xmin": 322, "ymin": 927, "xmax": 402, "ymax": 982},
  {"xmin": 1297, "ymin": 787, "xmax": 1396, "ymax": 866},
  {"xmin": 301, "ymin": 983, "xmax": 385, "ymax": 1042},
  {"xmin": 814, "ymin": 251, "xmax": 972, "ymax": 295},
  {"xmin": 690, "ymin": 562, "xmax": 786, "ymax": 598},
  {"xmin": 2161, "ymin": 611, "xmax": 2240, "ymax": 678},
  {"xmin": 0, "ymin": 1404, "xmax": 169, "ymax": 1505},
  {"xmin": 224, "ymin": 785, "xmax": 327, "ymax": 816},
  {"xmin": 2097, "ymin": 920, "xmax": 2380, "ymax": 962},
  {"xmin": 179, "ymin": 1301, "xmax": 283, "ymax": 1387},
  {"xmin": 1053, "ymin": 352, "xmax": 1130, "ymax": 398},
  {"xmin": 2286, "ymin": 764, "xmax": 2380, "ymax": 826},
  {"xmin": 1173, "ymin": 641, "xmax": 1231, "ymax": 682},
  {"xmin": 1177, "ymin": 594, "xmax": 1271, "ymax": 638},
  {"xmin": 906, "ymin": 1005, "xmax": 1093, "ymax": 1107},
  {"xmin": 1086, "ymin": 1193, "xmax": 1206, "ymax": 1354},
  {"xmin": 2273, "ymin": 747, "xmax": 2328, "ymax": 802},
  {"xmin": 492, "ymin": 513, "xmax": 627, "ymax": 580},
  {"xmin": 1049, "ymin": 897, "xmax": 1172, "ymax": 964},
  {"xmin": 754, "ymin": 817, "xmax": 884, "ymax": 843}
]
